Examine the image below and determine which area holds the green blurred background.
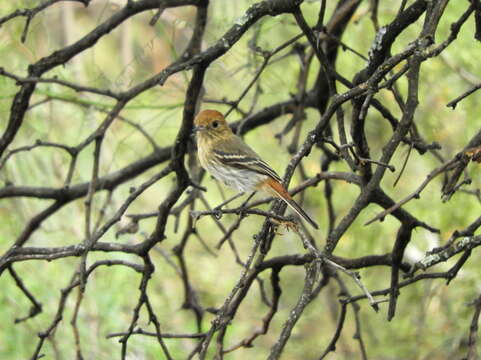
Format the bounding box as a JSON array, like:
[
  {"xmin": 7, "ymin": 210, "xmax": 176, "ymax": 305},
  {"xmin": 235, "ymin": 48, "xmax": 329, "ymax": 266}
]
[{"xmin": 1, "ymin": 0, "xmax": 481, "ymax": 358}]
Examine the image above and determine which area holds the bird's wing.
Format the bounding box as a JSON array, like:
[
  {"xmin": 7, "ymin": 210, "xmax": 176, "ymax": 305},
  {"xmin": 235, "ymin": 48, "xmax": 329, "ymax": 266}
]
[{"xmin": 214, "ymin": 136, "xmax": 283, "ymax": 183}]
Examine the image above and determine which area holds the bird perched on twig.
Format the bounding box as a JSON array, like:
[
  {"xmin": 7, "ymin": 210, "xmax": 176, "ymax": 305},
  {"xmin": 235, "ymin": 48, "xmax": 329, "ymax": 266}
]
[{"xmin": 193, "ymin": 109, "xmax": 319, "ymax": 229}]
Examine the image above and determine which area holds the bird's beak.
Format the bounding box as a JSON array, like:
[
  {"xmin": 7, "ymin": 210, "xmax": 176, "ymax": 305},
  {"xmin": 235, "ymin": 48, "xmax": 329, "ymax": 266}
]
[{"xmin": 193, "ymin": 125, "xmax": 206, "ymax": 133}]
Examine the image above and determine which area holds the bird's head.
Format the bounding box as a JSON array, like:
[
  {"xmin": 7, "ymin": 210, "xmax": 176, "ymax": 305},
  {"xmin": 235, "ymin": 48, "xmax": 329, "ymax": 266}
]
[{"xmin": 194, "ymin": 109, "xmax": 232, "ymax": 140}]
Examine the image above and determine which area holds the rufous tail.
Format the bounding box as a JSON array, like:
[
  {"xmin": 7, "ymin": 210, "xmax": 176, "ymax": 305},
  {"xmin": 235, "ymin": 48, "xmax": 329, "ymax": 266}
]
[
  {"xmin": 262, "ymin": 178, "xmax": 319, "ymax": 229},
  {"xmin": 283, "ymin": 197, "xmax": 319, "ymax": 229}
]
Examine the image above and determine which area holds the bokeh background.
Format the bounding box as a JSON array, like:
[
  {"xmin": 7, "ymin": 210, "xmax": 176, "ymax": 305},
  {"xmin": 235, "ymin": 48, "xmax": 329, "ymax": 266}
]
[{"xmin": 1, "ymin": 0, "xmax": 481, "ymax": 358}]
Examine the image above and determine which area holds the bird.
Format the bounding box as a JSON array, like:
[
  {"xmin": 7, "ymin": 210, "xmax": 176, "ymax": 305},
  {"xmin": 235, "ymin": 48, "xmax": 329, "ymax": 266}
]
[{"xmin": 194, "ymin": 109, "xmax": 319, "ymax": 229}]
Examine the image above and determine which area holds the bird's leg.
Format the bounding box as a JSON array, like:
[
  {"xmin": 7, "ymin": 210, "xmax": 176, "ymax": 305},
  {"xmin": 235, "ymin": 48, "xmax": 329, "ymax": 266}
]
[
  {"xmin": 238, "ymin": 191, "xmax": 257, "ymax": 218},
  {"xmin": 214, "ymin": 192, "xmax": 245, "ymax": 214},
  {"xmin": 239, "ymin": 191, "xmax": 256, "ymax": 209}
]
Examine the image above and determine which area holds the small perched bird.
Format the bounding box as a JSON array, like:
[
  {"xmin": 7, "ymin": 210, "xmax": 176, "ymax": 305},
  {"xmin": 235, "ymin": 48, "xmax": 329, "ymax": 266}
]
[{"xmin": 194, "ymin": 109, "xmax": 319, "ymax": 229}]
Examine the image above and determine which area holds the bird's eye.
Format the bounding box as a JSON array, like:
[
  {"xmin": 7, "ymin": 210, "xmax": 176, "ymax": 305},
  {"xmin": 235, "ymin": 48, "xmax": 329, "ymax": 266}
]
[{"xmin": 212, "ymin": 121, "xmax": 219, "ymax": 128}]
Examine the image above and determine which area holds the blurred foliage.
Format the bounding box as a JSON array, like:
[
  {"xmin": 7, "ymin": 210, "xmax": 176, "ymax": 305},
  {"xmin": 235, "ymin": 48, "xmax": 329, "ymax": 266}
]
[{"xmin": 1, "ymin": 0, "xmax": 481, "ymax": 359}]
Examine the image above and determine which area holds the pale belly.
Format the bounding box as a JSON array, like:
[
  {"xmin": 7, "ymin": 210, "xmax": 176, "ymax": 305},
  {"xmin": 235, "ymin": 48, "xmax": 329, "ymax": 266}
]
[
  {"xmin": 207, "ymin": 162, "xmax": 266, "ymax": 192},
  {"xmin": 197, "ymin": 140, "xmax": 267, "ymax": 192}
]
